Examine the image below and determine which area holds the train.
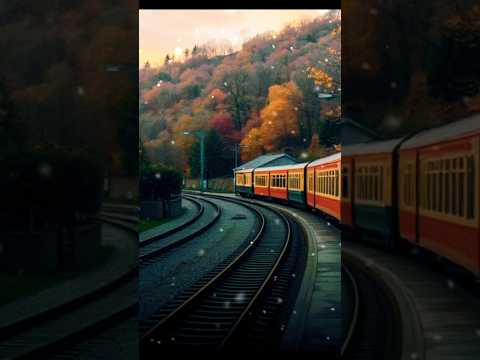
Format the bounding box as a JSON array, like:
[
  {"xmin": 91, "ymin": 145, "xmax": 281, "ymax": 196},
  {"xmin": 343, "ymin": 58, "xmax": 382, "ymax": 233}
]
[{"xmin": 234, "ymin": 115, "xmax": 480, "ymax": 276}]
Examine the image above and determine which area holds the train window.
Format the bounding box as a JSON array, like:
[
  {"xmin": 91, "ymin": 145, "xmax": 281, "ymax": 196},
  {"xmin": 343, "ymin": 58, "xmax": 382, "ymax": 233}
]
[
  {"xmin": 439, "ymin": 164, "xmax": 443, "ymax": 213},
  {"xmin": 467, "ymin": 156, "xmax": 475, "ymax": 219},
  {"xmin": 445, "ymin": 167, "xmax": 450, "ymax": 214},
  {"xmin": 452, "ymin": 171, "xmax": 457, "ymax": 215},
  {"xmin": 379, "ymin": 167, "xmax": 384, "ymax": 201},
  {"xmin": 459, "ymin": 170, "xmax": 465, "ymax": 217},
  {"xmin": 342, "ymin": 167, "xmax": 349, "ymax": 198},
  {"xmin": 335, "ymin": 170, "xmax": 339, "ymax": 197}
]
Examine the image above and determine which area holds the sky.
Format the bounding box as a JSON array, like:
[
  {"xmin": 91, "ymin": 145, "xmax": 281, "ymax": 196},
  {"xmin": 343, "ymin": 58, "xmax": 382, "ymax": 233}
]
[{"xmin": 139, "ymin": 10, "xmax": 332, "ymax": 67}]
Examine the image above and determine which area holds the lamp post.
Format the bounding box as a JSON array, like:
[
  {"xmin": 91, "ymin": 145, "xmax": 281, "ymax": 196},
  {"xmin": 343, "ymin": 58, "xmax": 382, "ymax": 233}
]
[{"xmin": 183, "ymin": 130, "xmax": 207, "ymax": 192}]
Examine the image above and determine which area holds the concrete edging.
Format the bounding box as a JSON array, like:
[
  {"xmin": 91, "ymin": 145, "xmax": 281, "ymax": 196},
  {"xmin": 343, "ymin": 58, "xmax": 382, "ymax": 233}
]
[{"xmin": 343, "ymin": 248, "xmax": 426, "ymax": 360}]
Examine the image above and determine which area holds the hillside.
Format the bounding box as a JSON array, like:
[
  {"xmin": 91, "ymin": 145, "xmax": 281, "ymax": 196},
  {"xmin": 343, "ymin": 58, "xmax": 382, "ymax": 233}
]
[{"xmin": 139, "ymin": 11, "xmax": 341, "ymax": 177}]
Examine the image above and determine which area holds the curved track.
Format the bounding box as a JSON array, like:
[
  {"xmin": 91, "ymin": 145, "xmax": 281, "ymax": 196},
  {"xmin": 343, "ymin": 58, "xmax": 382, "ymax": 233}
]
[
  {"xmin": 140, "ymin": 194, "xmax": 306, "ymax": 355},
  {"xmin": 0, "ymin": 212, "xmax": 138, "ymax": 359},
  {"xmin": 139, "ymin": 196, "xmax": 221, "ymax": 263},
  {"xmin": 139, "ymin": 196, "xmax": 203, "ymax": 246},
  {"xmin": 341, "ymin": 258, "xmax": 402, "ymax": 360}
]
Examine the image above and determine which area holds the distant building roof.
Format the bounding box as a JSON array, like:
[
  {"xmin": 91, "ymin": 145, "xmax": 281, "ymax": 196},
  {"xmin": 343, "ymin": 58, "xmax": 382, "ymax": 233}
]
[
  {"xmin": 234, "ymin": 153, "xmax": 297, "ymax": 171},
  {"xmin": 338, "ymin": 118, "xmax": 382, "ymax": 145}
]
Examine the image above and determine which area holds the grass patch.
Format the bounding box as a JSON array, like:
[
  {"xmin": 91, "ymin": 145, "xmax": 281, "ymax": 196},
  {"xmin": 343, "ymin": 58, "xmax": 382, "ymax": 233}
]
[
  {"xmin": 139, "ymin": 218, "xmax": 170, "ymax": 232},
  {"xmin": 0, "ymin": 272, "xmax": 70, "ymax": 307},
  {"xmin": 139, "ymin": 206, "xmax": 186, "ymax": 233}
]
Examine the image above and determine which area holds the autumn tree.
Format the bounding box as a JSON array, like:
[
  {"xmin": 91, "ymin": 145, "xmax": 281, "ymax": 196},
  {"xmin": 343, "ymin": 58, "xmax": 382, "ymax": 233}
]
[
  {"xmin": 258, "ymin": 81, "xmax": 302, "ymax": 152},
  {"xmin": 188, "ymin": 129, "xmax": 231, "ymax": 178},
  {"xmin": 240, "ymin": 127, "xmax": 264, "ymax": 162},
  {"xmin": 214, "ymin": 65, "xmax": 255, "ymax": 130}
]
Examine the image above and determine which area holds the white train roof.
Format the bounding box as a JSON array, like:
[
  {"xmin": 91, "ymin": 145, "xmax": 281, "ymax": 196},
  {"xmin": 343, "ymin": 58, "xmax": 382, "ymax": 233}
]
[
  {"xmin": 342, "ymin": 138, "xmax": 402, "ymax": 156},
  {"xmin": 401, "ymin": 113, "xmax": 480, "ymax": 150},
  {"xmin": 307, "ymin": 152, "xmax": 341, "ymax": 168},
  {"xmin": 254, "ymin": 162, "xmax": 309, "ymax": 172}
]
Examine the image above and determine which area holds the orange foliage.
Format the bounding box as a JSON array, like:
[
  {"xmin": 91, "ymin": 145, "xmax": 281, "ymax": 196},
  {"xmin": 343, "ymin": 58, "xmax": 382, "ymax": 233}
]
[
  {"xmin": 258, "ymin": 82, "xmax": 302, "ymax": 152},
  {"xmin": 240, "ymin": 127, "xmax": 264, "ymax": 161},
  {"xmin": 307, "ymin": 67, "xmax": 334, "ymax": 90}
]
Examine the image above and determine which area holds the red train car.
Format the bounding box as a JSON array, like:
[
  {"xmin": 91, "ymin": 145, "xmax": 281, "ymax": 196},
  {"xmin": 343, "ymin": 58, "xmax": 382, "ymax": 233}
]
[
  {"xmin": 253, "ymin": 169, "xmax": 270, "ymax": 198},
  {"xmin": 399, "ymin": 116, "xmax": 480, "ymax": 275},
  {"xmin": 266, "ymin": 166, "xmax": 288, "ymax": 201},
  {"xmin": 341, "ymin": 155, "xmax": 354, "ymax": 227},
  {"xmin": 306, "ymin": 152, "xmax": 341, "ymax": 220}
]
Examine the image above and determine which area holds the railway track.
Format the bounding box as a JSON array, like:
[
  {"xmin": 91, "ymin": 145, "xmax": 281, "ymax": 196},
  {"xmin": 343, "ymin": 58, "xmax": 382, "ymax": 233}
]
[
  {"xmin": 0, "ymin": 214, "xmax": 138, "ymax": 360},
  {"xmin": 139, "ymin": 196, "xmax": 203, "ymax": 245},
  {"xmin": 341, "ymin": 257, "xmax": 402, "ymax": 360},
  {"xmin": 139, "ymin": 196, "xmax": 221, "ymax": 264},
  {"xmin": 140, "ymin": 194, "xmax": 306, "ymax": 355}
]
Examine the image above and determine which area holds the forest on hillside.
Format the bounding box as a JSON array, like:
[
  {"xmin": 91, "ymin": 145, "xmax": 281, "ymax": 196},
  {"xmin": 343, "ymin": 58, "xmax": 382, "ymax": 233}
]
[
  {"xmin": 0, "ymin": 0, "xmax": 138, "ymax": 176},
  {"xmin": 343, "ymin": 0, "xmax": 480, "ymax": 139},
  {"xmin": 139, "ymin": 10, "xmax": 341, "ymax": 178}
]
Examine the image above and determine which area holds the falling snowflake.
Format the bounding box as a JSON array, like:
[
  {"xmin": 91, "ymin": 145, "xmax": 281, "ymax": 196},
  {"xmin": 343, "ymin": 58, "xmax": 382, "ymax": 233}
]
[
  {"xmin": 219, "ymin": 227, "xmax": 224, "ymax": 232},
  {"xmin": 446, "ymin": 279, "xmax": 455, "ymax": 289},
  {"xmin": 268, "ymin": 121, "xmax": 272, "ymax": 125},
  {"xmin": 361, "ymin": 62, "xmax": 371, "ymax": 71},
  {"xmin": 272, "ymin": 44, "xmax": 276, "ymax": 49},
  {"xmin": 290, "ymin": 130, "xmax": 296, "ymax": 135},
  {"xmin": 235, "ymin": 292, "xmax": 246, "ymax": 303},
  {"xmin": 325, "ymin": 58, "xmax": 329, "ymax": 62},
  {"xmin": 280, "ymin": 324, "xmax": 286, "ymax": 331},
  {"xmin": 198, "ymin": 249, "xmax": 205, "ymax": 256},
  {"xmin": 432, "ymin": 334, "xmax": 443, "ymax": 342},
  {"xmin": 157, "ymin": 340, "xmax": 162, "ymax": 344},
  {"xmin": 271, "ymin": 65, "xmax": 275, "ymax": 69},
  {"xmin": 272, "ymin": 111, "xmax": 278, "ymax": 117},
  {"xmin": 170, "ymin": 337, "xmax": 175, "ymax": 342},
  {"xmin": 326, "ymin": 336, "xmax": 331, "ymax": 341},
  {"xmin": 290, "ymin": 46, "xmax": 294, "ymax": 51},
  {"xmin": 171, "ymin": 282, "xmax": 175, "ymax": 287},
  {"xmin": 320, "ymin": 244, "xmax": 326, "ymax": 249},
  {"xmin": 277, "ymin": 297, "xmax": 283, "ymax": 304},
  {"xmin": 391, "ymin": 82, "xmax": 398, "ymax": 89},
  {"xmin": 311, "ymin": 252, "xmax": 315, "ymax": 256},
  {"xmin": 294, "ymin": 107, "xmax": 298, "ymax": 111},
  {"xmin": 291, "ymin": 273, "xmax": 296, "ymax": 278},
  {"xmin": 155, "ymin": 173, "xmax": 161, "ymax": 179},
  {"xmin": 77, "ymin": 87, "xmax": 85, "ymax": 96},
  {"xmin": 224, "ymin": 82, "xmax": 228, "ymax": 86},
  {"xmin": 370, "ymin": 8, "xmax": 379, "ymax": 15},
  {"xmin": 38, "ymin": 163, "xmax": 52, "ymax": 178},
  {"xmin": 292, "ymin": 310, "xmax": 297, "ymax": 315},
  {"xmin": 224, "ymin": 301, "xmax": 231, "ymax": 309},
  {"xmin": 330, "ymin": 307, "xmax": 335, "ymax": 311},
  {"xmin": 250, "ymin": 241, "xmax": 254, "ymax": 245},
  {"xmin": 274, "ymin": 219, "xmax": 280, "ymax": 225},
  {"xmin": 262, "ymin": 309, "xmax": 267, "ymax": 314},
  {"xmin": 170, "ymin": 140, "xmax": 175, "ymax": 145},
  {"xmin": 410, "ymin": 353, "xmax": 418, "ymax": 360},
  {"xmin": 211, "ymin": 95, "xmax": 215, "ymax": 99}
]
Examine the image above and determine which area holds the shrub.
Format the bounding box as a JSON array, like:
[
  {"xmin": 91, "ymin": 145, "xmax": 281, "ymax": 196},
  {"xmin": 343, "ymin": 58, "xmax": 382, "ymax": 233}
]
[
  {"xmin": 140, "ymin": 164, "xmax": 182, "ymax": 200},
  {"xmin": 0, "ymin": 144, "xmax": 104, "ymax": 229}
]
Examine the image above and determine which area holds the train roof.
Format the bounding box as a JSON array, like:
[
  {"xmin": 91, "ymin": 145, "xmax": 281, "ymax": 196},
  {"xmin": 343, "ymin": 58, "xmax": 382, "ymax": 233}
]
[
  {"xmin": 254, "ymin": 162, "xmax": 309, "ymax": 172},
  {"xmin": 400, "ymin": 113, "xmax": 480, "ymax": 150},
  {"xmin": 307, "ymin": 152, "xmax": 341, "ymax": 167},
  {"xmin": 233, "ymin": 153, "xmax": 297, "ymax": 171},
  {"xmin": 342, "ymin": 138, "xmax": 403, "ymax": 156}
]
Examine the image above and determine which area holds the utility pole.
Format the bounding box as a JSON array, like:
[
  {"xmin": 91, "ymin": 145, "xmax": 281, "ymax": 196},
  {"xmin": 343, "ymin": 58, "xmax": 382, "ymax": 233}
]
[
  {"xmin": 183, "ymin": 130, "xmax": 207, "ymax": 192},
  {"xmin": 199, "ymin": 131, "xmax": 206, "ymax": 192}
]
